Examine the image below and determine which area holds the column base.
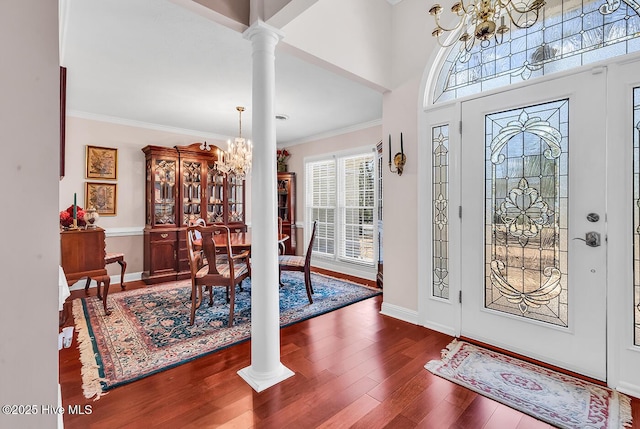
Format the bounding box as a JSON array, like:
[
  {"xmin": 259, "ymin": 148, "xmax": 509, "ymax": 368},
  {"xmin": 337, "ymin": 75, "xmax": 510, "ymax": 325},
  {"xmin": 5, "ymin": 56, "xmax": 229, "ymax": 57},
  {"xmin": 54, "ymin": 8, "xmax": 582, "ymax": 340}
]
[{"xmin": 237, "ymin": 363, "xmax": 295, "ymax": 392}]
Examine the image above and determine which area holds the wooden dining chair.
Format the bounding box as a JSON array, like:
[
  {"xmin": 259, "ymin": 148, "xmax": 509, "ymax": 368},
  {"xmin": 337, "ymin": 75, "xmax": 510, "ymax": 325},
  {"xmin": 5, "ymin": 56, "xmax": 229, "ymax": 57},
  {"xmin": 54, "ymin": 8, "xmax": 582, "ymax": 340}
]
[
  {"xmin": 186, "ymin": 224, "xmax": 250, "ymax": 326},
  {"xmin": 278, "ymin": 220, "xmax": 317, "ymax": 304},
  {"xmin": 277, "ymin": 216, "xmax": 286, "ymax": 254}
]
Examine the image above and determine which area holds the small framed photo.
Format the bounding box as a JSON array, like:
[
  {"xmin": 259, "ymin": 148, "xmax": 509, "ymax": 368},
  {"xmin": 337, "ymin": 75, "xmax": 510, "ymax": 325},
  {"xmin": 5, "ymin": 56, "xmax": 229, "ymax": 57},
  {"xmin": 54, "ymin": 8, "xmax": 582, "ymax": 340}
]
[
  {"xmin": 86, "ymin": 145, "xmax": 117, "ymax": 180},
  {"xmin": 85, "ymin": 182, "xmax": 117, "ymax": 216}
]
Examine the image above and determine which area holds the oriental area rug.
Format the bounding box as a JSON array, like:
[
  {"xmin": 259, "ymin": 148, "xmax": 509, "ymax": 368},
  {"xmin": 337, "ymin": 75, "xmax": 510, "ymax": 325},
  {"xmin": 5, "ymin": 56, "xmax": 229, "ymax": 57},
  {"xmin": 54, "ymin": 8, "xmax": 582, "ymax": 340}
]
[
  {"xmin": 73, "ymin": 271, "xmax": 380, "ymax": 400},
  {"xmin": 425, "ymin": 340, "xmax": 632, "ymax": 429}
]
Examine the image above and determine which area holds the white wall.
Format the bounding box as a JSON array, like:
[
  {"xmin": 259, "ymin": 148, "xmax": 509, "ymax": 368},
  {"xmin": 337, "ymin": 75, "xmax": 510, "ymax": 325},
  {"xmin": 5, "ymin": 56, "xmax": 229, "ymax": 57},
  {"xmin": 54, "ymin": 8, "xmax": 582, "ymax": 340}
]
[
  {"xmin": 0, "ymin": 2, "xmax": 59, "ymax": 428},
  {"xmin": 281, "ymin": 0, "xmax": 392, "ymax": 90},
  {"xmin": 378, "ymin": 0, "xmax": 439, "ymax": 316}
]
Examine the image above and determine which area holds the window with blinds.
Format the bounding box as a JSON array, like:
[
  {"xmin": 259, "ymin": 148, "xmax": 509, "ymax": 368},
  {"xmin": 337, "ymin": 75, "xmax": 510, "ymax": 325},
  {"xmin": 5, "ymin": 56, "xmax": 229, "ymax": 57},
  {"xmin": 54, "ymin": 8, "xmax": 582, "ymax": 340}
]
[
  {"xmin": 305, "ymin": 150, "xmax": 376, "ymax": 265},
  {"xmin": 305, "ymin": 159, "xmax": 336, "ymax": 257},
  {"xmin": 341, "ymin": 154, "xmax": 375, "ymax": 263}
]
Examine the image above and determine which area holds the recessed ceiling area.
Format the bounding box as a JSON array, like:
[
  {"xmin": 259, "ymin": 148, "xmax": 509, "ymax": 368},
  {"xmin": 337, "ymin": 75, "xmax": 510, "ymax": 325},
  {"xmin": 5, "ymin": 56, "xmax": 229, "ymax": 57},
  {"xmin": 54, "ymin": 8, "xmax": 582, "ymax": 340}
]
[{"xmin": 60, "ymin": 0, "xmax": 384, "ymax": 145}]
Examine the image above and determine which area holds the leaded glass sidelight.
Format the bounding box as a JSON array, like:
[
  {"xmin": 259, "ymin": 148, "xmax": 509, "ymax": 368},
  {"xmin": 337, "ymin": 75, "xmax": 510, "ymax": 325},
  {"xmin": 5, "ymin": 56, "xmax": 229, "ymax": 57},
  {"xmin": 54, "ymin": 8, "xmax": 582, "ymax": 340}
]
[
  {"xmin": 432, "ymin": 125, "xmax": 450, "ymax": 299},
  {"xmin": 633, "ymin": 87, "xmax": 640, "ymax": 345},
  {"xmin": 485, "ymin": 100, "xmax": 569, "ymax": 327}
]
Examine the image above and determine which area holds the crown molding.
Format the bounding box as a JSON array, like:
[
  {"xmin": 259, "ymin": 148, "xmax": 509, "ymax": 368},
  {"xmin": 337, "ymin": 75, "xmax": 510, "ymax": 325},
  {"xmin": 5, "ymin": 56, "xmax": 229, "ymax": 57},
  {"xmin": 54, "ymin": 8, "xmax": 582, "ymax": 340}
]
[
  {"xmin": 282, "ymin": 118, "xmax": 382, "ymax": 147},
  {"xmin": 67, "ymin": 110, "xmax": 229, "ymax": 140}
]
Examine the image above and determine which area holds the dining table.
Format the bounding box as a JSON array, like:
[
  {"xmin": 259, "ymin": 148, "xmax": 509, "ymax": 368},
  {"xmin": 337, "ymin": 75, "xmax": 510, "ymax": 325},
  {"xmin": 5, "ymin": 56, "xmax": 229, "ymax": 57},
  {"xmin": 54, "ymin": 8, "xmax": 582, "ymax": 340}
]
[{"xmin": 196, "ymin": 231, "xmax": 289, "ymax": 252}]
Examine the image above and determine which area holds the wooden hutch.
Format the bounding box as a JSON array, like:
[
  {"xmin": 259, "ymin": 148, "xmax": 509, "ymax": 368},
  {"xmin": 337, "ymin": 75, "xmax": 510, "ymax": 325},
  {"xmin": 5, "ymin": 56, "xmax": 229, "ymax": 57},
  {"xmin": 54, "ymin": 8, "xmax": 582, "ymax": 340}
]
[
  {"xmin": 277, "ymin": 172, "xmax": 296, "ymax": 255},
  {"xmin": 142, "ymin": 143, "xmax": 246, "ymax": 284}
]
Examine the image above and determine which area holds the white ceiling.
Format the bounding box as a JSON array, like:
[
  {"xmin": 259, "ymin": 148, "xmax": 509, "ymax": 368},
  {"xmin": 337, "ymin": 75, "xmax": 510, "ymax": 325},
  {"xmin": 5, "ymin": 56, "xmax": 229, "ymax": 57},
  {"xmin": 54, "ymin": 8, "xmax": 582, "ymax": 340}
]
[{"xmin": 60, "ymin": 0, "xmax": 384, "ymax": 146}]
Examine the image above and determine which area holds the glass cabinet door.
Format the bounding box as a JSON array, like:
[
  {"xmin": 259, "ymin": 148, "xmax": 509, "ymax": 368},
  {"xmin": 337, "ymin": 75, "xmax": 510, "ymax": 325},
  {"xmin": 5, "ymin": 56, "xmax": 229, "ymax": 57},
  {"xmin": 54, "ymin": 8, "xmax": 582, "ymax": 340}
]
[
  {"xmin": 152, "ymin": 159, "xmax": 176, "ymax": 225},
  {"xmin": 181, "ymin": 160, "xmax": 202, "ymax": 225},
  {"xmin": 207, "ymin": 162, "xmax": 225, "ymax": 223},
  {"xmin": 277, "ymin": 177, "xmax": 290, "ymax": 221},
  {"xmin": 227, "ymin": 175, "xmax": 244, "ymax": 223}
]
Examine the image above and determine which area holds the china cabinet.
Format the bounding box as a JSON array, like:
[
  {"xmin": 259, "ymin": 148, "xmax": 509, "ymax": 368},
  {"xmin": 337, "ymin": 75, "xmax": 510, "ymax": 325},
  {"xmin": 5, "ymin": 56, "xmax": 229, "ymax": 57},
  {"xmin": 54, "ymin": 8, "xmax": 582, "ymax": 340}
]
[
  {"xmin": 142, "ymin": 143, "xmax": 246, "ymax": 284},
  {"xmin": 277, "ymin": 172, "xmax": 296, "ymax": 255}
]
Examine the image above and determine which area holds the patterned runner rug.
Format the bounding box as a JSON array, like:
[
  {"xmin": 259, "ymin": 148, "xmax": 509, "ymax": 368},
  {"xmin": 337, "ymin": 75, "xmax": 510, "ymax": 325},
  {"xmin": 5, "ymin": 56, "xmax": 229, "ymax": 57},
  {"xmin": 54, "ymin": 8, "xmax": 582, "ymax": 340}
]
[
  {"xmin": 73, "ymin": 271, "xmax": 380, "ymax": 399},
  {"xmin": 425, "ymin": 340, "xmax": 632, "ymax": 429}
]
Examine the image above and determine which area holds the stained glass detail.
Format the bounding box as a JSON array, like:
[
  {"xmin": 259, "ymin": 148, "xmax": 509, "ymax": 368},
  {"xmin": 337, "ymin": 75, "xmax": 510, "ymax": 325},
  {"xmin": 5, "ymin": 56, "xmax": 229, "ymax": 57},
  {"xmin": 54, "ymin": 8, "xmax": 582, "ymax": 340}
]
[
  {"xmin": 432, "ymin": 125, "xmax": 450, "ymax": 299},
  {"xmin": 485, "ymin": 100, "xmax": 569, "ymax": 327},
  {"xmin": 434, "ymin": 0, "xmax": 640, "ymax": 104},
  {"xmin": 633, "ymin": 86, "xmax": 640, "ymax": 345}
]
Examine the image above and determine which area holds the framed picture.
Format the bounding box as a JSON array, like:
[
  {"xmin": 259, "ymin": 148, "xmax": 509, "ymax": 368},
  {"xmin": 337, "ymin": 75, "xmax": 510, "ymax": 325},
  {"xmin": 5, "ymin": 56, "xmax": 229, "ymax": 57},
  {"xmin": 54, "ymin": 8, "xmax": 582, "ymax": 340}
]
[
  {"xmin": 86, "ymin": 145, "xmax": 117, "ymax": 180},
  {"xmin": 85, "ymin": 182, "xmax": 117, "ymax": 216}
]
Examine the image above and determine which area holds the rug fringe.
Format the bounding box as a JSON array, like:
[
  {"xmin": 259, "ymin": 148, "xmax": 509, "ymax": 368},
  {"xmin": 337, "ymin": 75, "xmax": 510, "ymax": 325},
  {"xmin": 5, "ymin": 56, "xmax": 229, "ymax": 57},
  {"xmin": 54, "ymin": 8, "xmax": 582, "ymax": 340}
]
[
  {"xmin": 72, "ymin": 299, "xmax": 107, "ymax": 401},
  {"xmin": 616, "ymin": 390, "xmax": 633, "ymax": 428},
  {"xmin": 424, "ymin": 339, "xmax": 461, "ymax": 372}
]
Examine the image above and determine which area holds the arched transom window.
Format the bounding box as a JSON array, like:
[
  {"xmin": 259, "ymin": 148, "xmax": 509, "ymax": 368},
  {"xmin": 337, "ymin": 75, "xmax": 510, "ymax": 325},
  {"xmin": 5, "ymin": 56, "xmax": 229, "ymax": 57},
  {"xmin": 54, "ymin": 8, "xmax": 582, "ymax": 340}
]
[{"xmin": 432, "ymin": 0, "xmax": 640, "ymax": 104}]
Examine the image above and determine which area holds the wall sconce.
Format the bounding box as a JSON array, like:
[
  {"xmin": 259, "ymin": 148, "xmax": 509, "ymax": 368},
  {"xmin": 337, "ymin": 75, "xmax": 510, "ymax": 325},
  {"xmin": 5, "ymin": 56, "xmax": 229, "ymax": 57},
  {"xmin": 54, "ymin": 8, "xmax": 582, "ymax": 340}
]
[{"xmin": 388, "ymin": 133, "xmax": 406, "ymax": 176}]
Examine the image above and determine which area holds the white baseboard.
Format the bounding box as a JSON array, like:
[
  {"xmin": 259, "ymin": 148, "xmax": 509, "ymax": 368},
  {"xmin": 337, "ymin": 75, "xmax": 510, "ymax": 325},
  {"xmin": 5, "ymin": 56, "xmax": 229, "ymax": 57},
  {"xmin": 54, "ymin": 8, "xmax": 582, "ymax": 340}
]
[
  {"xmin": 69, "ymin": 271, "xmax": 143, "ymax": 291},
  {"xmin": 616, "ymin": 381, "xmax": 640, "ymax": 400},
  {"xmin": 421, "ymin": 320, "xmax": 457, "ymax": 337},
  {"xmin": 380, "ymin": 302, "xmax": 418, "ymax": 325}
]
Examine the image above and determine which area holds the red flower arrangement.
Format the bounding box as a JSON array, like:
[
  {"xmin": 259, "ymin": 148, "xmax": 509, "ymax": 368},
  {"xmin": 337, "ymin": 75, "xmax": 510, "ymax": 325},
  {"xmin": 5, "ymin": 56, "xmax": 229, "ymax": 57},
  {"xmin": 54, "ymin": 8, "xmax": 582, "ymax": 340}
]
[
  {"xmin": 276, "ymin": 149, "xmax": 290, "ymax": 164},
  {"xmin": 60, "ymin": 205, "xmax": 86, "ymax": 228}
]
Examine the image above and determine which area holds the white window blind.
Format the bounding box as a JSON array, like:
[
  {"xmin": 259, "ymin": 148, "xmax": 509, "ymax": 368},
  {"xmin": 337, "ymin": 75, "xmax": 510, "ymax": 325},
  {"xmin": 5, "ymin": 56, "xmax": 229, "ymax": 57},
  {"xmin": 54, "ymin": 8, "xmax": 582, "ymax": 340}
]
[
  {"xmin": 305, "ymin": 150, "xmax": 376, "ymax": 266},
  {"xmin": 305, "ymin": 159, "xmax": 336, "ymax": 257},
  {"xmin": 340, "ymin": 154, "xmax": 375, "ymax": 263}
]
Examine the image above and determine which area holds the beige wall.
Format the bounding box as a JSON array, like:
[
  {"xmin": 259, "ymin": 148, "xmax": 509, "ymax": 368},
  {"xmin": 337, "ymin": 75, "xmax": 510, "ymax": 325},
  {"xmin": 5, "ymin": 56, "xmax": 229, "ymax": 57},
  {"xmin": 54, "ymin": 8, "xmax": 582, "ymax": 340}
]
[
  {"xmin": 285, "ymin": 124, "xmax": 382, "ymax": 279},
  {"xmin": 60, "ymin": 116, "xmax": 230, "ymax": 279}
]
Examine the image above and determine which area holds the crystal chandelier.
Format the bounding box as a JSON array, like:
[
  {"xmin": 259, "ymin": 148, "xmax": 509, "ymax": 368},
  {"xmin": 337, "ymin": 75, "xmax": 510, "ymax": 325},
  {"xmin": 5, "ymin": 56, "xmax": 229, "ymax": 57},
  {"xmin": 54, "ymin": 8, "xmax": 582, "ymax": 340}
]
[
  {"xmin": 215, "ymin": 106, "xmax": 252, "ymax": 179},
  {"xmin": 429, "ymin": 0, "xmax": 545, "ymax": 51}
]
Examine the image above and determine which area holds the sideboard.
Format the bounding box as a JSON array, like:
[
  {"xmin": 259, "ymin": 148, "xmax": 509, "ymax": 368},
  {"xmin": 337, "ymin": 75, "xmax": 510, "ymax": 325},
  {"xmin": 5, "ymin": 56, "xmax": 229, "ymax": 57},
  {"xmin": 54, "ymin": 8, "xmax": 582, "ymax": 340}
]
[{"xmin": 60, "ymin": 228, "xmax": 111, "ymax": 314}]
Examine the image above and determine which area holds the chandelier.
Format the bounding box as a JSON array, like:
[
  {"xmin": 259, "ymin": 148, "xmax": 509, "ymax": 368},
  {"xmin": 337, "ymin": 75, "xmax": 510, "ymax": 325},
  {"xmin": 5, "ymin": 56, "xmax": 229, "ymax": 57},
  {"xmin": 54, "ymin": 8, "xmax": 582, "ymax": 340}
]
[
  {"xmin": 429, "ymin": 0, "xmax": 545, "ymax": 51},
  {"xmin": 215, "ymin": 106, "xmax": 252, "ymax": 179}
]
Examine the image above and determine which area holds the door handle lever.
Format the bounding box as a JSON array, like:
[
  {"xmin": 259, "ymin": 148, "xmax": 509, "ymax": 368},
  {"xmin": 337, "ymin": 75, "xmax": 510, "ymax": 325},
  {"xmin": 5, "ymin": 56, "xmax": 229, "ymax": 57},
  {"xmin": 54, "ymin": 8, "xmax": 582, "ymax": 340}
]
[{"xmin": 573, "ymin": 231, "xmax": 601, "ymax": 247}]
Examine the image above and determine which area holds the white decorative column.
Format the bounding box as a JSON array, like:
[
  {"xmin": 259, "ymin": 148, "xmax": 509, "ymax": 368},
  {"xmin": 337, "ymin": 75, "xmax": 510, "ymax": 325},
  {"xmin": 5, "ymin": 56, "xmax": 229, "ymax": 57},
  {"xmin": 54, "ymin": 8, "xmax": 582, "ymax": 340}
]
[{"xmin": 237, "ymin": 20, "xmax": 294, "ymax": 392}]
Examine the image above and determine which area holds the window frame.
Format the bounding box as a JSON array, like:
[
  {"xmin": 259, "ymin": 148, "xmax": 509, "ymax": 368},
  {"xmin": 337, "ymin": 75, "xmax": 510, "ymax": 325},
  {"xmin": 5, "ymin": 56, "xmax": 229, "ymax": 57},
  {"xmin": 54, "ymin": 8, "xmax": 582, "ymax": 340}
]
[{"xmin": 304, "ymin": 145, "xmax": 378, "ymax": 268}]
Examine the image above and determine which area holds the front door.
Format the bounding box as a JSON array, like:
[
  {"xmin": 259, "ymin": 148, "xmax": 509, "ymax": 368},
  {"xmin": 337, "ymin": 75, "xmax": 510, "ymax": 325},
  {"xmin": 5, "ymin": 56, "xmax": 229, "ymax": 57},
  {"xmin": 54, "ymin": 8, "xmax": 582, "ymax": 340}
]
[{"xmin": 460, "ymin": 67, "xmax": 608, "ymax": 380}]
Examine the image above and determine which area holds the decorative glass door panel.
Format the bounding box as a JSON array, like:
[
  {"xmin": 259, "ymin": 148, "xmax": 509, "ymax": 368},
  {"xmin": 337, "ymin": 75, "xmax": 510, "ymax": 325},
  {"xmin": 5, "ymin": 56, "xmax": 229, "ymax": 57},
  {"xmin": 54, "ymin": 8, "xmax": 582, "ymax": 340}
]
[
  {"xmin": 634, "ymin": 86, "xmax": 640, "ymax": 345},
  {"xmin": 228, "ymin": 175, "xmax": 244, "ymax": 223},
  {"xmin": 432, "ymin": 124, "xmax": 450, "ymax": 300},
  {"xmin": 181, "ymin": 161, "xmax": 202, "ymax": 225},
  {"xmin": 207, "ymin": 163, "xmax": 224, "ymax": 223},
  {"xmin": 485, "ymin": 100, "xmax": 568, "ymax": 326},
  {"xmin": 461, "ymin": 68, "xmax": 607, "ymax": 380},
  {"xmin": 153, "ymin": 159, "xmax": 176, "ymax": 225},
  {"xmin": 278, "ymin": 177, "xmax": 291, "ymax": 222}
]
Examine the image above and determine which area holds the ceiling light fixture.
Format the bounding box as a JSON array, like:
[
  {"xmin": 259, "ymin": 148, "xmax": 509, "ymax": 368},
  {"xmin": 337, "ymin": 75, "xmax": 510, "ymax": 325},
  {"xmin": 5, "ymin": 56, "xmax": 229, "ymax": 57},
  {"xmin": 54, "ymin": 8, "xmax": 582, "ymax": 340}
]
[
  {"xmin": 429, "ymin": 0, "xmax": 545, "ymax": 51},
  {"xmin": 215, "ymin": 106, "xmax": 252, "ymax": 179}
]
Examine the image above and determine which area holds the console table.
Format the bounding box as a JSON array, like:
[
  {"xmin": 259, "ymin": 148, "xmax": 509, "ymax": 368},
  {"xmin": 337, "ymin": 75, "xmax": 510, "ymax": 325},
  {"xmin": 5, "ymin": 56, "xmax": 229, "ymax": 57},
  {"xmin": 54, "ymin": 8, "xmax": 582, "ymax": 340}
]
[{"xmin": 60, "ymin": 228, "xmax": 111, "ymax": 315}]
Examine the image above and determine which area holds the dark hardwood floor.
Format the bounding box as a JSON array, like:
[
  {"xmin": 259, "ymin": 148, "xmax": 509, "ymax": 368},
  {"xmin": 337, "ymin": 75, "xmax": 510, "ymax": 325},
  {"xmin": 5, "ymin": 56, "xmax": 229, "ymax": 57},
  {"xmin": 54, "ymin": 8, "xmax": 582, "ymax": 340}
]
[{"xmin": 59, "ymin": 280, "xmax": 640, "ymax": 428}]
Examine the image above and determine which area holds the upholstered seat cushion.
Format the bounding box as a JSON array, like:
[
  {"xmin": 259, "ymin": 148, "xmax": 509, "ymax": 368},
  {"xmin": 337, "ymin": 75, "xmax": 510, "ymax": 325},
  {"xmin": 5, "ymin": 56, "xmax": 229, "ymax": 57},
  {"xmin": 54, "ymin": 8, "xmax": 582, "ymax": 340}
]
[
  {"xmin": 105, "ymin": 252, "xmax": 125, "ymax": 263},
  {"xmin": 196, "ymin": 261, "xmax": 248, "ymax": 279},
  {"xmin": 279, "ymin": 255, "xmax": 305, "ymax": 267}
]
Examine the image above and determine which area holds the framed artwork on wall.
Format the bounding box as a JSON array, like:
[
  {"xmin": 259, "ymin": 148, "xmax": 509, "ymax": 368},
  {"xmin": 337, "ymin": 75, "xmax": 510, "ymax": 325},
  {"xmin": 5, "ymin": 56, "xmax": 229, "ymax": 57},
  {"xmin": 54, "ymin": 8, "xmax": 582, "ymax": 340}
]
[
  {"xmin": 86, "ymin": 182, "xmax": 117, "ymax": 216},
  {"xmin": 86, "ymin": 145, "xmax": 118, "ymax": 180}
]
